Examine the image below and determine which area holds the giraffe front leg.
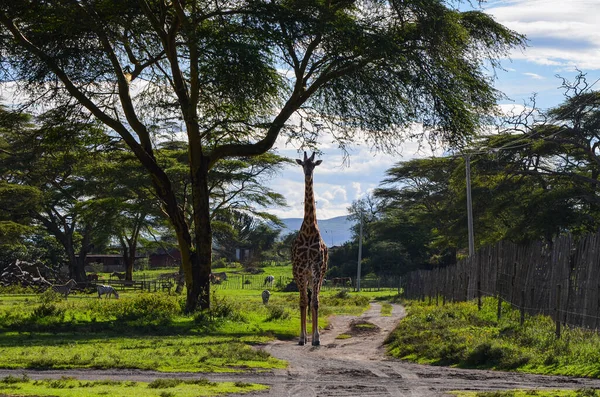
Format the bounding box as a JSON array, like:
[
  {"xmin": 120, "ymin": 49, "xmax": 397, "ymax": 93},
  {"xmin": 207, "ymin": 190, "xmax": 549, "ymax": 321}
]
[{"xmin": 311, "ymin": 280, "xmax": 322, "ymax": 346}]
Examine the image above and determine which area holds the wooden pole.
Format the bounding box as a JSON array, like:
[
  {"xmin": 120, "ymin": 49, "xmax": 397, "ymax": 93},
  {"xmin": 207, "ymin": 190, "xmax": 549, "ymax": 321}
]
[
  {"xmin": 530, "ymin": 288, "xmax": 535, "ymax": 314},
  {"xmin": 556, "ymin": 284, "xmax": 562, "ymax": 339},
  {"xmin": 497, "ymin": 295, "xmax": 502, "ymax": 321},
  {"xmin": 477, "ymin": 280, "xmax": 482, "ymax": 311},
  {"xmin": 520, "ymin": 289, "xmax": 525, "ymax": 326},
  {"xmin": 466, "ymin": 276, "xmax": 470, "ymax": 301}
]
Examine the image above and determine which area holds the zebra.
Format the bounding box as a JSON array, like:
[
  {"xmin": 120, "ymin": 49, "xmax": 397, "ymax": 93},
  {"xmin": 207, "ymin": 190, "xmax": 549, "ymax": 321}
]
[
  {"xmin": 51, "ymin": 279, "xmax": 78, "ymax": 299},
  {"xmin": 110, "ymin": 271, "xmax": 126, "ymax": 280},
  {"xmin": 97, "ymin": 284, "xmax": 119, "ymax": 299},
  {"xmin": 263, "ymin": 275, "xmax": 275, "ymax": 287},
  {"xmin": 262, "ymin": 290, "xmax": 271, "ymax": 304}
]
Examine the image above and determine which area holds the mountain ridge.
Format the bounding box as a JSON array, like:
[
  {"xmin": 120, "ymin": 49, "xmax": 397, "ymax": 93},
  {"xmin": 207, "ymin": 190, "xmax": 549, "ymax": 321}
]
[{"xmin": 277, "ymin": 215, "xmax": 353, "ymax": 247}]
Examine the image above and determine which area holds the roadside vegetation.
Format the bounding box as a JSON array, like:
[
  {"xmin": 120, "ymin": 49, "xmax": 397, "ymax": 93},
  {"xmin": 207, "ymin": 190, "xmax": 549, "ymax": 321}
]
[
  {"xmin": 0, "ymin": 374, "xmax": 267, "ymax": 397},
  {"xmin": 0, "ymin": 286, "xmax": 386, "ymax": 372},
  {"xmin": 385, "ymin": 297, "xmax": 600, "ymax": 378}
]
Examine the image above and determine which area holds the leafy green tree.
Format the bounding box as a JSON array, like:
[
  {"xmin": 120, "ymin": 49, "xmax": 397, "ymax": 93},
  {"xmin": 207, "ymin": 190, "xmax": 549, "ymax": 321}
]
[
  {"xmin": 0, "ymin": 107, "xmax": 119, "ymax": 281},
  {"xmin": 480, "ymin": 75, "xmax": 600, "ymax": 239},
  {"xmin": 213, "ymin": 210, "xmax": 281, "ymax": 263},
  {"xmin": 0, "ymin": 0, "xmax": 524, "ymax": 310}
]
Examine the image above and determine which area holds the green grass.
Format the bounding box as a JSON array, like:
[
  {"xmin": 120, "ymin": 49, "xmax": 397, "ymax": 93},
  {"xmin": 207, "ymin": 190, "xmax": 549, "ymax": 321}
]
[
  {"xmin": 451, "ymin": 389, "xmax": 600, "ymax": 396},
  {"xmin": 0, "ymin": 375, "xmax": 267, "ymax": 396},
  {"xmin": 385, "ymin": 297, "xmax": 600, "ymax": 378},
  {"xmin": 335, "ymin": 334, "xmax": 352, "ymax": 339},
  {"xmin": 354, "ymin": 322, "xmax": 376, "ymax": 329},
  {"xmin": 381, "ymin": 303, "xmax": 392, "ymax": 316},
  {"xmin": 0, "ymin": 287, "xmax": 381, "ymax": 372}
]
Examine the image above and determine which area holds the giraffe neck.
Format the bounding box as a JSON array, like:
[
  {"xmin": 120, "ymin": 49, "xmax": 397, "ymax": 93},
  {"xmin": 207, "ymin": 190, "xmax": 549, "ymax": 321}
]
[{"xmin": 303, "ymin": 174, "xmax": 317, "ymax": 228}]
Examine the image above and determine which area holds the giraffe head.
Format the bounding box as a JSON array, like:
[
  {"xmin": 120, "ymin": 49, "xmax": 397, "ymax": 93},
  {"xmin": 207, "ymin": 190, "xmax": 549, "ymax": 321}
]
[{"xmin": 296, "ymin": 152, "xmax": 322, "ymax": 177}]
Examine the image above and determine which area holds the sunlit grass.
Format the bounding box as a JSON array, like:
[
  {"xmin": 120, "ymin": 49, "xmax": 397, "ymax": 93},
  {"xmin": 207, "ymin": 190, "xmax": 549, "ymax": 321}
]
[
  {"xmin": 380, "ymin": 303, "xmax": 393, "ymax": 316},
  {"xmin": 0, "ymin": 375, "xmax": 267, "ymax": 396},
  {"xmin": 385, "ymin": 298, "xmax": 600, "ymax": 378},
  {"xmin": 0, "ymin": 286, "xmax": 388, "ymax": 372},
  {"xmin": 335, "ymin": 334, "xmax": 352, "ymax": 339}
]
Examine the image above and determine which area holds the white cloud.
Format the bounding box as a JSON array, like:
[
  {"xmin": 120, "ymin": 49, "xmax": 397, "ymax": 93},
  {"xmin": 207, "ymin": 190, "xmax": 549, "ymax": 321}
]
[
  {"xmin": 485, "ymin": 0, "xmax": 600, "ymax": 69},
  {"xmin": 523, "ymin": 72, "xmax": 545, "ymax": 80}
]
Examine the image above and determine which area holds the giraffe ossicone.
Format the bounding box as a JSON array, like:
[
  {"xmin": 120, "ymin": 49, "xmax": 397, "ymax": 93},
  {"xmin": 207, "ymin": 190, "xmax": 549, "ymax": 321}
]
[{"xmin": 291, "ymin": 151, "xmax": 328, "ymax": 346}]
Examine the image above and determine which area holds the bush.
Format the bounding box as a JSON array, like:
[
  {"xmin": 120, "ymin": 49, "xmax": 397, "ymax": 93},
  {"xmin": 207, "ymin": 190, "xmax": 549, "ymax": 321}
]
[
  {"xmin": 32, "ymin": 303, "xmax": 65, "ymax": 319},
  {"xmin": 100, "ymin": 293, "xmax": 180, "ymax": 325},
  {"xmin": 193, "ymin": 295, "xmax": 246, "ymax": 325},
  {"xmin": 265, "ymin": 305, "xmax": 290, "ymax": 322},
  {"xmin": 39, "ymin": 289, "xmax": 61, "ymax": 304}
]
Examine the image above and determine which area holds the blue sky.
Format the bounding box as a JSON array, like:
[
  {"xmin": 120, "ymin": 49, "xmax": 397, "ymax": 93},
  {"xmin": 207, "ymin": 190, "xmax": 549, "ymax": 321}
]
[{"xmin": 266, "ymin": 0, "xmax": 600, "ymax": 219}]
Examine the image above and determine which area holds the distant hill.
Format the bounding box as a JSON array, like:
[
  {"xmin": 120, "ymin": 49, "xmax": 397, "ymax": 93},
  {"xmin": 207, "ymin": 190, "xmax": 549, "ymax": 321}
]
[{"xmin": 277, "ymin": 215, "xmax": 354, "ymax": 247}]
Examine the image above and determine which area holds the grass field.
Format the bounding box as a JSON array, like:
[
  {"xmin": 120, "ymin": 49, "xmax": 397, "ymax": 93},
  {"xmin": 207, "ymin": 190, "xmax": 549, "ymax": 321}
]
[
  {"xmin": 0, "ymin": 374, "xmax": 267, "ymax": 397},
  {"xmin": 385, "ymin": 297, "xmax": 600, "ymax": 378},
  {"xmin": 0, "ymin": 284, "xmax": 392, "ymax": 373}
]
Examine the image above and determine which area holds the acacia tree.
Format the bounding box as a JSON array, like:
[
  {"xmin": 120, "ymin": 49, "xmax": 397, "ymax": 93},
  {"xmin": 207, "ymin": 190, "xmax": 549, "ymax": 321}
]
[
  {"xmin": 0, "ymin": 107, "xmax": 120, "ymax": 281},
  {"xmin": 0, "ymin": 0, "xmax": 525, "ymax": 311}
]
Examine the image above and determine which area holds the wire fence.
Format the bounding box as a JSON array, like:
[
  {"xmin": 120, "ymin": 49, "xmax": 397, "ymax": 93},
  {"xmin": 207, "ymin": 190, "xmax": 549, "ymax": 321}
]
[
  {"xmin": 209, "ymin": 274, "xmax": 402, "ymax": 292},
  {"xmin": 401, "ymin": 231, "xmax": 600, "ymax": 335}
]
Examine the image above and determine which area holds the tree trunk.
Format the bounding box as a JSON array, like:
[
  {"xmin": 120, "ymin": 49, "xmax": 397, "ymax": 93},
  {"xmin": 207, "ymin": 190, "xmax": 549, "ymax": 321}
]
[
  {"xmin": 62, "ymin": 235, "xmax": 86, "ymax": 283},
  {"xmin": 186, "ymin": 159, "xmax": 212, "ymax": 312},
  {"xmin": 120, "ymin": 237, "xmax": 136, "ymax": 281}
]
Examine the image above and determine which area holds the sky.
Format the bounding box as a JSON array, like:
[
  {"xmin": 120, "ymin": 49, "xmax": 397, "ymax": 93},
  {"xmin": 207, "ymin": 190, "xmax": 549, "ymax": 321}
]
[{"xmin": 266, "ymin": 0, "xmax": 600, "ymax": 220}]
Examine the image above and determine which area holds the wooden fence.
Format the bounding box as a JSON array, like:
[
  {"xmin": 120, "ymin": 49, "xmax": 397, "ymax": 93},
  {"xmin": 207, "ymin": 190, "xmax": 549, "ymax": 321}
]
[{"xmin": 401, "ymin": 232, "xmax": 600, "ymax": 331}]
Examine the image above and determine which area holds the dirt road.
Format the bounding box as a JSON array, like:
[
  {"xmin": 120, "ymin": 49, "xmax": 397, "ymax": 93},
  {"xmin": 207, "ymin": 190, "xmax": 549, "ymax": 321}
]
[{"xmin": 1, "ymin": 303, "xmax": 600, "ymax": 396}]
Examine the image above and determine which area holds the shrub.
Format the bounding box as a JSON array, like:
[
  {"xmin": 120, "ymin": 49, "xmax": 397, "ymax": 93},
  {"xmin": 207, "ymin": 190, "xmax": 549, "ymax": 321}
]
[
  {"xmin": 1, "ymin": 375, "xmax": 29, "ymax": 384},
  {"xmin": 265, "ymin": 305, "xmax": 290, "ymax": 322},
  {"xmin": 39, "ymin": 289, "xmax": 61, "ymax": 304},
  {"xmin": 32, "ymin": 303, "xmax": 65, "ymax": 319},
  {"xmin": 193, "ymin": 295, "xmax": 245, "ymax": 325},
  {"xmin": 100, "ymin": 293, "xmax": 180, "ymax": 325},
  {"xmin": 466, "ymin": 342, "xmax": 505, "ymax": 367}
]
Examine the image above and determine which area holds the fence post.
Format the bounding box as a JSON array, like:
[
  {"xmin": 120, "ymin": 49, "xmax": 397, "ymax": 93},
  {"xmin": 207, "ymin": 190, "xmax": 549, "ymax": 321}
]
[
  {"xmin": 530, "ymin": 288, "xmax": 535, "ymax": 314},
  {"xmin": 596, "ymin": 284, "xmax": 600, "ymax": 329},
  {"xmin": 520, "ymin": 289, "xmax": 525, "ymax": 326},
  {"xmin": 477, "ymin": 280, "xmax": 482, "ymax": 311},
  {"xmin": 555, "ymin": 284, "xmax": 562, "ymax": 338},
  {"xmin": 465, "ymin": 276, "xmax": 470, "ymax": 301},
  {"xmin": 242, "ymin": 275, "xmax": 245, "ymax": 290},
  {"xmin": 497, "ymin": 295, "xmax": 502, "ymax": 321}
]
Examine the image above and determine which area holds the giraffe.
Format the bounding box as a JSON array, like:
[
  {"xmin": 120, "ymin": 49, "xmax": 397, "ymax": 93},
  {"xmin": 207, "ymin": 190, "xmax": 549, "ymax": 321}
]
[{"xmin": 291, "ymin": 152, "xmax": 328, "ymax": 346}]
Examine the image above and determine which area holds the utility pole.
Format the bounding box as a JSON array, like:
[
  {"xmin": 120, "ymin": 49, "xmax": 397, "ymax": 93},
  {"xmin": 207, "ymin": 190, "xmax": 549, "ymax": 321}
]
[
  {"xmin": 465, "ymin": 154, "xmax": 475, "ymax": 257},
  {"xmin": 357, "ymin": 211, "xmax": 363, "ymax": 292}
]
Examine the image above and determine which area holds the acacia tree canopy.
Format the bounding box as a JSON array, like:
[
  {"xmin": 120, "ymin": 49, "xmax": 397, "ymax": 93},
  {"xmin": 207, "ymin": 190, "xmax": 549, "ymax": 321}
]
[{"xmin": 0, "ymin": 0, "xmax": 525, "ymax": 311}]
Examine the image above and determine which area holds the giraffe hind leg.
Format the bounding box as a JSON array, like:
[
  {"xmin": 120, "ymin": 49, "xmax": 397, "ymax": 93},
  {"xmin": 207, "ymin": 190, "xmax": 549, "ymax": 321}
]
[{"xmin": 311, "ymin": 277, "xmax": 323, "ymax": 346}]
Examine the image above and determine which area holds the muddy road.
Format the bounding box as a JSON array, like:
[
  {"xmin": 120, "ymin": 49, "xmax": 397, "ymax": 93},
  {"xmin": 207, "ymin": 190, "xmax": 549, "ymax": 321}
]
[{"xmin": 1, "ymin": 303, "xmax": 600, "ymax": 396}]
